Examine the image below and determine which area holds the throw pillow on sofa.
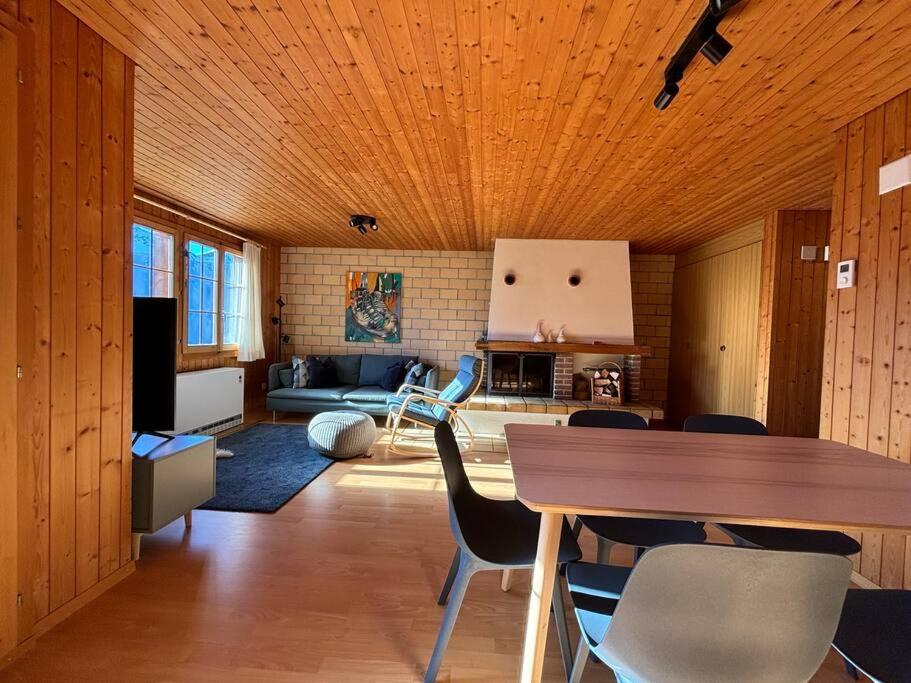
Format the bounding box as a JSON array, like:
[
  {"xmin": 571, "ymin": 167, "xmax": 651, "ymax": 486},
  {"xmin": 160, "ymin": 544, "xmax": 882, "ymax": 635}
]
[
  {"xmin": 291, "ymin": 356, "xmax": 309, "ymax": 388},
  {"xmin": 278, "ymin": 367, "xmax": 295, "ymax": 388},
  {"xmin": 380, "ymin": 360, "xmax": 407, "ymax": 392},
  {"xmin": 402, "ymin": 362, "xmax": 425, "ymax": 388},
  {"xmin": 307, "ymin": 357, "xmax": 339, "ymax": 388}
]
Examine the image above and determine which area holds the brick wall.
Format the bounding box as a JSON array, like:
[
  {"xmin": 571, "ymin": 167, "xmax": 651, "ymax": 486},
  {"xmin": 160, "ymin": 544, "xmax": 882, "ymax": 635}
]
[
  {"xmin": 280, "ymin": 248, "xmax": 672, "ymax": 405},
  {"xmin": 281, "ymin": 248, "xmax": 492, "ymax": 381},
  {"xmin": 629, "ymin": 254, "xmax": 674, "ymax": 407},
  {"xmin": 553, "ymin": 353, "xmax": 574, "ymax": 400}
]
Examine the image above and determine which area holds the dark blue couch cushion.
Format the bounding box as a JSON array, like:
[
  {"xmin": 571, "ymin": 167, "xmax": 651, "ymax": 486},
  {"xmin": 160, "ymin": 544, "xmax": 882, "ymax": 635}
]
[
  {"xmin": 267, "ymin": 386, "xmax": 357, "ymax": 401},
  {"xmin": 359, "ymin": 354, "xmax": 418, "ymax": 386},
  {"xmin": 342, "ymin": 385, "xmax": 393, "ymax": 403},
  {"xmin": 330, "ymin": 354, "xmax": 362, "ymax": 385}
]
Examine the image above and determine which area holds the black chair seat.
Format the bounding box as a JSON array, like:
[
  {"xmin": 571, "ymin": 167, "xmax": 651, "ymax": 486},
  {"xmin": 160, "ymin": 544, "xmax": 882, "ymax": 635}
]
[
  {"xmin": 579, "ymin": 515, "xmax": 707, "ymax": 548},
  {"xmin": 834, "ymin": 589, "xmax": 911, "ymax": 683},
  {"xmin": 459, "ymin": 499, "xmax": 582, "ymax": 566},
  {"xmin": 718, "ymin": 524, "xmax": 861, "ymax": 556}
]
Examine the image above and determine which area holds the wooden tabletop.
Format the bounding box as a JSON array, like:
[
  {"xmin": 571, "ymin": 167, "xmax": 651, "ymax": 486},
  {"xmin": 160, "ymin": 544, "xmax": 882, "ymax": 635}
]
[{"xmin": 505, "ymin": 423, "xmax": 911, "ymax": 534}]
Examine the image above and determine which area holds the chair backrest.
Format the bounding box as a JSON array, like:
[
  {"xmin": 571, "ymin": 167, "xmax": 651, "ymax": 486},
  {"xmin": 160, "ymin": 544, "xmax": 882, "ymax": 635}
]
[
  {"xmin": 683, "ymin": 413, "xmax": 768, "ymax": 436},
  {"xmin": 568, "ymin": 410, "xmax": 648, "ymax": 430},
  {"xmin": 597, "ymin": 544, "xmax": 852, "ymax": 682},
  {"xmin": 432, "ymin": 355, "xmax": 483, "ymax": 420},
  {"xmin": 434, "ymin": 422, "xmax": 489, "ymax": 552}
]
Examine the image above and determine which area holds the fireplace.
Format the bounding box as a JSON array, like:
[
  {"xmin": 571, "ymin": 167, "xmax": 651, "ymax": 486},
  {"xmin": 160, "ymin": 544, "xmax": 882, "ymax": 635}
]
[{"xmin": 487, "ymin": 352, "xmax": 554, "ymax": 397}]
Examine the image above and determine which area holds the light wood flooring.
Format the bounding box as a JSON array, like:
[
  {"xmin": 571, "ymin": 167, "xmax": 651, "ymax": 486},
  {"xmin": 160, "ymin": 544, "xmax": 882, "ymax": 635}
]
[{"xmin": 2, "ymin": 413, "xmax": 855, "ymax": 681}]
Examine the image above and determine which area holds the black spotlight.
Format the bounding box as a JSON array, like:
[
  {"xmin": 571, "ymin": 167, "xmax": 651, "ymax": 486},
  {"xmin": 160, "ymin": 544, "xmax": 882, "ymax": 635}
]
[
  {"xmin": 701, "ymin": 32, "xmax": 732, "ymax": 65},
  {"xmin": 654, "ymin": 82, "xmax": 679, "ymax": 110},
  {"xmin": 275, "ymin": 297, "xmax": 285, "ymax": 308},
  {"xmin": 349, "ymin": 214, "xmax": 377, "ymax": 236}
]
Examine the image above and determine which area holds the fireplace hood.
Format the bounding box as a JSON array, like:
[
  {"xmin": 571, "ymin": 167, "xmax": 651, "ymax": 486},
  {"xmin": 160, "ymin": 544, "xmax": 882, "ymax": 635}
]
[{"xmin": 486, "ymin": 239, "xmax": 635, "ymax": 345}]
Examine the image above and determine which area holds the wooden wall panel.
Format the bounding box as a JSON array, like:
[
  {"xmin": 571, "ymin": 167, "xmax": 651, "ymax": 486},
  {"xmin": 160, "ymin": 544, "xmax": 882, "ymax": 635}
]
[
  {"xmin": 0, "ymin": 16, "xmax": 20, "ymax": 661},
  {"xmin": 820, "ymin": 89, "xmax": 911, "ymax": 587},
  {"xmin": 4, "ymin": 0, "xmax": 135, "ymax": 658},
  {"xmin": 668, "ymin": 224, "xmax": 763, "ymax": 424},
  {"xmin": 754, "ymin": 210, "xmax": 830, "ymax": 437},
  {"xmin": 132, "ymin": 197, "xmax": 281, "ymax": 411},
  {"xmin": 48, "ymin": 3, "xmax": 78, "ymax": 610},
  {"xmin": 15, "ymin": 0, "xmax": 52, "ymax": 636}
]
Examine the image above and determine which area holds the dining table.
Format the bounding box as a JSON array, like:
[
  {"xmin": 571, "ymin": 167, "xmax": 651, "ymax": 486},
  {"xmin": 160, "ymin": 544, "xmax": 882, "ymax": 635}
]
[{"xmin": 504, "ymin": 422, "xmax": 911, "ymax": 683}]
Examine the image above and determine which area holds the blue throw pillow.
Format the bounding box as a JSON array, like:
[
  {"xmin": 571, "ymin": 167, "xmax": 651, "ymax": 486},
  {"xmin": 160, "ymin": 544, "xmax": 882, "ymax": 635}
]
[
  {"xmin": 307, "ymin": 357, "xmax": 339, "ymax": 388},
  {"xmin": 402, "ymin": 362, "xmax": 425, "ymax": 388},
  {"xmin": 380, "ymin": 361, "xmax": 406, "ymax": 392}
]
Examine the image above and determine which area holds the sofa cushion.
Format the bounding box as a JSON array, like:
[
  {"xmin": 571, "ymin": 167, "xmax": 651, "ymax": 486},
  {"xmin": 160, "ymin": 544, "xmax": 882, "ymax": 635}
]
[
  {"xmin": 278, "ymin": 367, "xmax": 294, "ymax": 388},
  {"xmin": 359, "ymin": 354, "xmax": 418, "ymax": 385},
  {"xmin": 307, "ymin": 357, "xmax": 339, "ymax": 388},
  {"xmin": 343, "ymin": 385, "xmax": 394, "ymax": 403},
  {"xmin": 403, "ymin": 362, "xmax": 425, "ymax": 387},
  {"xmin": 267, "ymin": 386, "xmax": 357, "ymax": 402},
  {"xmin": 380, "ymin": 360, "xmax": 407, "ymax": 391},
  {"xmin": 330, "ymin": 354, "xmax": 362, "ymax": 385},
  {"xmin": 291, "ymin": 355, "xmax": 309, "ymax": 388}
]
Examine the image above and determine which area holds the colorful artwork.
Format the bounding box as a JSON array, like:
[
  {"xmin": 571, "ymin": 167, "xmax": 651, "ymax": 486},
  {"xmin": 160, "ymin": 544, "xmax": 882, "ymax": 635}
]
[{"xmin": 345, "ymin": 271, "xmax": 402, "ymax": 343}]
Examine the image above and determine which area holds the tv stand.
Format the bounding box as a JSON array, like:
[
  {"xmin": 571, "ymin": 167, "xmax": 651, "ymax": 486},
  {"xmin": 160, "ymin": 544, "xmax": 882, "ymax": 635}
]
[{"xmin": 131, "ymin": 434, "xmax": 215, "ymax": 559}]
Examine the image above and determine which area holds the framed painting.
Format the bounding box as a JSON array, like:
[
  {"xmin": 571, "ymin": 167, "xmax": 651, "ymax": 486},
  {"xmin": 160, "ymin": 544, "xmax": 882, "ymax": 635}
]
[{"xmin": 345, "ymin": 271, "xmax": 402, "ymax": 343}]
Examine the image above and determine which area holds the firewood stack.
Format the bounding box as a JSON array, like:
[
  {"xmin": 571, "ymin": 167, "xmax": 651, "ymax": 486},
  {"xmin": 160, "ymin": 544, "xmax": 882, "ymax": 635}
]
[{"xmin": 589, "ymin": 362, "xmax": 624, "ymax": 405}]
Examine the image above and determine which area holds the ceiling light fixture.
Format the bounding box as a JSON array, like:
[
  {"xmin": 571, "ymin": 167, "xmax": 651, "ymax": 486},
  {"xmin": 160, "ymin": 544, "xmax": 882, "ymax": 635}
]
[
  {"xmin": 654, "ymin": 0, "xmax": 745, "ymax": 110},
  {"xmin": 348, "ymin": 214, "xmax": 378, "ymax": 236}
]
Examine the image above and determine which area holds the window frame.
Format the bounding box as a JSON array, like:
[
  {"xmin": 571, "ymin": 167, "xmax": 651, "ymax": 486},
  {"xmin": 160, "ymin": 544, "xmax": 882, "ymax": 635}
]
[
  {"xmin": 219, "ymin": 245, "xmax": 245, "ymax": 351},
  {"xmin": 131, "ymin": 220, "xmax": 176, "ymax": 299},
  {"xmin": 182, "ymin": 233, "xmax": 222, "ymax": 355}
]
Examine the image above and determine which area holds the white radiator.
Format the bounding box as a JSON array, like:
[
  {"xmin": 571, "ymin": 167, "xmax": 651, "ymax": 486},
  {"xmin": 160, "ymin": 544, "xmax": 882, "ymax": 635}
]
[{"xmin": 172, "ymin": 367, "xmax": 244, "ymax": 436}]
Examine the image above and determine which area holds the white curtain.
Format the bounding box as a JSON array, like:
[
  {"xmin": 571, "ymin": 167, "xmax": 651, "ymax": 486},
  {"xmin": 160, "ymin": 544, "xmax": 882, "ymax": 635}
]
[{"xmin": 237, "ymin": 242, "xmax": 266, "ymax": 362}]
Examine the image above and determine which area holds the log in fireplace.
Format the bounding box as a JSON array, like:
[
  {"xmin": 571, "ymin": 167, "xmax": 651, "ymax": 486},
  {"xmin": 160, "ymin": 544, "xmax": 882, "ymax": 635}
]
[{"xmin": 486, "ymin": 352, "xmax": 554, "ymax": 398}]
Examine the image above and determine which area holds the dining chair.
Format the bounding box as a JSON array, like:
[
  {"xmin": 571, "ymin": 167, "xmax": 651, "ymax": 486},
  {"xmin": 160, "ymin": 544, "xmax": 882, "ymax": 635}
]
[
  {"xmin": 425, "ymin": 422, "xmax": 582, "ymax": 682},
  {"xmin": 565, "ymin": 544, "xmax": 852, "ymax": 682},
  {"xmin": 832, "ymin": 588, "xmax": 911, "ymax": 682},
  {"xmin": 569, "ymin": 410, "xmax": 706, "ymax": 563},
  {"xmin": 682, "ymin": 413, "xmax": 862, "ymax": 557}
]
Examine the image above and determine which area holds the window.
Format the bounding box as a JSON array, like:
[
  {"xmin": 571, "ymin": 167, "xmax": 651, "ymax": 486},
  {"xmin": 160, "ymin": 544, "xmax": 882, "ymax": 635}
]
[
  {"xmin": 132, "ymin": 224, "xmax": 174, "ymax": 297},
  {"xmin": 186, "ymin": 240, "xmax": 219, "ymax": 347},
  {"xmin": 184, "ymin": 238, "xmax": 246, "ymax": 351},
  {"xmin": 222, "ymin": 251, "xmax": 245, "ymax": 346}
]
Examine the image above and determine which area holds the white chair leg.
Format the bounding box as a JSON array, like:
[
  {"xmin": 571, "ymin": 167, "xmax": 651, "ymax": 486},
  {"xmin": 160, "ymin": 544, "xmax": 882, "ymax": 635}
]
[
  {"xmin": 569, "ymin": 637, "xmax": 589, "ymax": 683},
  {"xmin": 596, "ymin": 538, "xmax": 614, "ymax": 565},
  {"xmin": 501, "ymin": 569, "xmax": 512, "ymax": 592}
]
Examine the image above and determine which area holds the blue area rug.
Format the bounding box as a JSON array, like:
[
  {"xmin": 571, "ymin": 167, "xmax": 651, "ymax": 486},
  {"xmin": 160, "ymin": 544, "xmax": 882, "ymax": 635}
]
[{"xmin": 199, "ymin": 424, "xmax": 333, "ymax": 513}]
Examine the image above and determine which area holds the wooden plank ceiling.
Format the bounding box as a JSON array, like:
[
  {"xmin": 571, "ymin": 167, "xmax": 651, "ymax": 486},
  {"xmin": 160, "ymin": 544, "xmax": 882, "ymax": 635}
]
[{"xmin": 58, "ymin": 0, "xmax": 911, "ymax": 251}]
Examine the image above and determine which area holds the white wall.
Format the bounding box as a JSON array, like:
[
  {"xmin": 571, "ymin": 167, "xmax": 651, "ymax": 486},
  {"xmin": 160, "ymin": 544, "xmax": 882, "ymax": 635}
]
[{"xmin": 487, "ymin": 239, "xmax": 634, "ymax": 344}]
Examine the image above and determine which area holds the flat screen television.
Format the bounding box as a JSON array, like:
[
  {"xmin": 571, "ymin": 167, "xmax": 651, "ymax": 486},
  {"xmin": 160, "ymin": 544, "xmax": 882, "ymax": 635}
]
[{"xmin": 132, "ymin": 297, "xmax": 177, "ymax": 434}]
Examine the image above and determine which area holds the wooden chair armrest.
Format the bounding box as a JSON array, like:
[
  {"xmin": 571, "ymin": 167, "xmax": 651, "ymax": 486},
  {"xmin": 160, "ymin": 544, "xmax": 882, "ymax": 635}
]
[{"xmin": 395, "ymin": 383, "xmax": 441, "ymax": 397}]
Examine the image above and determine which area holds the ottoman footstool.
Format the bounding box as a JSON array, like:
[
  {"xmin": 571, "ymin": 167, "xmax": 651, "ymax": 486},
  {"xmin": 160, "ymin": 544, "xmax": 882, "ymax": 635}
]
[{"xmin": 308, "ymin": 410, "xmax": 377, "ymax": 459}]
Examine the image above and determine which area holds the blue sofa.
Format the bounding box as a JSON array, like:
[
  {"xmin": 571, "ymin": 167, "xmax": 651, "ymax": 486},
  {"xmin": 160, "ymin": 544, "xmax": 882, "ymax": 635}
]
[{"xmin": 266, "ymin": 353, "xmax": 439, "ymax": 417}]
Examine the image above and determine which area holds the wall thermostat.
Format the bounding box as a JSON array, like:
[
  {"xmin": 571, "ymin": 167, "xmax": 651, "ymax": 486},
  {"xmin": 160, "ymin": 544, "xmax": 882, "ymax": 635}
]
[{"xmin": 837, "ymin": 259, "xmax": 856, "ymax": 289}]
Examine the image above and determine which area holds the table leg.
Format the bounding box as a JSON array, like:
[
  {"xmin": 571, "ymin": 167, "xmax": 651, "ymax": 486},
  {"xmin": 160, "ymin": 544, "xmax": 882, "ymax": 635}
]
[{"xmin": 520, "ymin": 511, "xmax": 562, "ymax": 683}]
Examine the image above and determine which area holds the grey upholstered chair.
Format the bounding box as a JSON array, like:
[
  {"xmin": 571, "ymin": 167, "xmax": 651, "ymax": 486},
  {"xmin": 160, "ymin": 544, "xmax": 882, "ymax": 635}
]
[
  {"xmin": 385, "ymin": 355, "xmax": 483, "ymax": 454},
  {"xmin": 565, "ymin": 543, "xmax": 852, "ymax": 682}
]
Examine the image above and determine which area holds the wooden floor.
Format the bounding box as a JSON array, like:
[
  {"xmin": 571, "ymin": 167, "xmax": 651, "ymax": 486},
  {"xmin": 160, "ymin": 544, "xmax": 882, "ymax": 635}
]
[{"xmin": 3, "ymin": 413, "xmax": 855, "ymax": 682}]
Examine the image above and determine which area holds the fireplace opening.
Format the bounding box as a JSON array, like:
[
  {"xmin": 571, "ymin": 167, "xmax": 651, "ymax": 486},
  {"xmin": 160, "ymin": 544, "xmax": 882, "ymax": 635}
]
[{"xmin": 487, "ymin": 352, "xmax": 554, "ymax": 398}]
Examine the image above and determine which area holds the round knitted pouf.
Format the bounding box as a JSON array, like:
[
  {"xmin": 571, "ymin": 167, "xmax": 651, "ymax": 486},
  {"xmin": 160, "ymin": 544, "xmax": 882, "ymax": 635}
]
[{"xmin": 307, "ymin": 410, "xmax": 377, "ymax": 459}]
